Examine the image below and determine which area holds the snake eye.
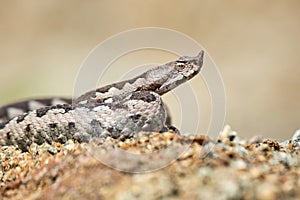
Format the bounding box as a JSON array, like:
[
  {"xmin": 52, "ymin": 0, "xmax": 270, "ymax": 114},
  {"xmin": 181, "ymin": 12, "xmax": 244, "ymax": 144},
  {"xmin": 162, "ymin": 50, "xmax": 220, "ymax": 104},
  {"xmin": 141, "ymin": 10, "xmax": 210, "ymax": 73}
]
[{"xmin": 175, "ymin": 62, "xmax": 186, "ymax": 70}]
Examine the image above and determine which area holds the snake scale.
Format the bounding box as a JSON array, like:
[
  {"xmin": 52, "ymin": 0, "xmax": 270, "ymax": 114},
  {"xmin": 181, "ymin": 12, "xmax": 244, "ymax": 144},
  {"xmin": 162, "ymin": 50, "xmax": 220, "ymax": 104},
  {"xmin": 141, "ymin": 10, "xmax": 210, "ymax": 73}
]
[{"xmin": 0, "ymin": 51, "xmax": 204, "ymax": 152}]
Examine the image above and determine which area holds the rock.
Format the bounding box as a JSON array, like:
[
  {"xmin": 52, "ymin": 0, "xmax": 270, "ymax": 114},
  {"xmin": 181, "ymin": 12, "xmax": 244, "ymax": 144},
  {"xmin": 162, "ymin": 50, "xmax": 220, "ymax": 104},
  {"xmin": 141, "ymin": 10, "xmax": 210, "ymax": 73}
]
[{"xmin": 1, "ymin": 128, "xmax": 300, "ymax": 199}]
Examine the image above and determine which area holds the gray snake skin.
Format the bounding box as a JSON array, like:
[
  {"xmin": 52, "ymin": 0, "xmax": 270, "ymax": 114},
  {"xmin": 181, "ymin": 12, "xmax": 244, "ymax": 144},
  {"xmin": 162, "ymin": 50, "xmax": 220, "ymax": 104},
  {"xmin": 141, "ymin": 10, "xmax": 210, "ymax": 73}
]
[{"xmin": 0, "ymin": 51, "xmax": 204, "ymax": 151}]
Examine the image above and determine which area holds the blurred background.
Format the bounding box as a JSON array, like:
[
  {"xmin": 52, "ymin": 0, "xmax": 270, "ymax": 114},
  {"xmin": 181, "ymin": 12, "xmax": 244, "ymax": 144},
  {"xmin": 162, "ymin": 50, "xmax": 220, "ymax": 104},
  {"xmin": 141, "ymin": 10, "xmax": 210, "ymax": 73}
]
[{"xmin": 0, "ymin": 1, "xmax": 299, "ymax": 141}]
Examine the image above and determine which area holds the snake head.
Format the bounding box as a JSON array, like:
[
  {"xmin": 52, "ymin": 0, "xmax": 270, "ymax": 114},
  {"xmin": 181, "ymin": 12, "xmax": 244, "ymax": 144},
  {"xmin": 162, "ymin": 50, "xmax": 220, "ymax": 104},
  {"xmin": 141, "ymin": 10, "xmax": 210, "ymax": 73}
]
[
  {"xmin": 156, "ymin": 50, "xmax": 204, "ymax": 95},
  {"xmin": 176, "ymin": 50, "xmax": 204, "ymax": 80}
]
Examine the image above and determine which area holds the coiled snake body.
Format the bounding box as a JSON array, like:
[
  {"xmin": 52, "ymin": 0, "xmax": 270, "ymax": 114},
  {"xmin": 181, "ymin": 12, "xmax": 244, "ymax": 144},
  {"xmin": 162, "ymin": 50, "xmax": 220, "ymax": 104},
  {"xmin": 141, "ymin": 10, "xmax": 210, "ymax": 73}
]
[{"xmin": 0, "ymin": 51, "xmax": 204, "ymax": 151}]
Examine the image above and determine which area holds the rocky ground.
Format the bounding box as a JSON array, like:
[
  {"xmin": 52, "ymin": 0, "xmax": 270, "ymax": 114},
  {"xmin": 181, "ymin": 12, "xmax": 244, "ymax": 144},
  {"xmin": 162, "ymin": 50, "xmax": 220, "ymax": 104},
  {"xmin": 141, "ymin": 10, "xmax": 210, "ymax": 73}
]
[{"xmin": 0, "ymin": 125, "xmax": 299, "ymax": 200}]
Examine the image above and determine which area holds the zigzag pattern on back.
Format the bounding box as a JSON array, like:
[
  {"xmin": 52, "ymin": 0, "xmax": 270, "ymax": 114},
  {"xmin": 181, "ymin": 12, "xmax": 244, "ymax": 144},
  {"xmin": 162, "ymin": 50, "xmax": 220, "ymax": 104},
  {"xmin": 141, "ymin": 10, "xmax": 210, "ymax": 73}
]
[{"xmin": 0, "ymin": 51, "xmax": 204, "ymax": 151}]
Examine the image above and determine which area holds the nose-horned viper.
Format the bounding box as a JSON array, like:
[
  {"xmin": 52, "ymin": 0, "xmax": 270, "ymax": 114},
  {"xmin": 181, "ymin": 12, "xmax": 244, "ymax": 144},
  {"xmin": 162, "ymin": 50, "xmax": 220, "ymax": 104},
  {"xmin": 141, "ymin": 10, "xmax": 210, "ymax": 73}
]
[{"xmin": 0, "ymin": 51, "xmax": 204, "ymax": 151}]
